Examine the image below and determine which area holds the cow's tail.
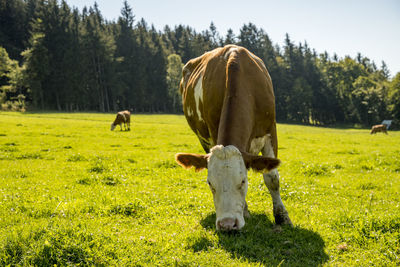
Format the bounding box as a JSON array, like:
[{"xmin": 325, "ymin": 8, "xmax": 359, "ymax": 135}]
[
  {"xmin": 217, "ymin": 48, "xmax": 241, "ymax": 143},
  {"xmin": 225, "ymin": 49, "xmax": 240, "ymax": 97}
]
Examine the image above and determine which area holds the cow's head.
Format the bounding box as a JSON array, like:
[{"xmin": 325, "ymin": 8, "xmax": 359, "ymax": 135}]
[
  {"xmin": 110, "ymin": 123, "xmax": 116, "ymax": 131},
  {"xmin": 175, "ymin": 145, "xmax": 280, "ymax": 231}
]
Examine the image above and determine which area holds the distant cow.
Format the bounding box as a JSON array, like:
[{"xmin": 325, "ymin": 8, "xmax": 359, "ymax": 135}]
[
  {"xmin": 111, "ymin": 110, "xmax": 130, "ymax": 131},
  {"xmin": 370, "ymin": 124, "xmax": 388, "ymax": 134},
  {"xmin": 175, "ymin": 45, "xmax": 292, "ymax": 231}
]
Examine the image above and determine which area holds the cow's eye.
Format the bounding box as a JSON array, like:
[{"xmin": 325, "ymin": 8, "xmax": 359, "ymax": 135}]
[{"xmin": 238, "ymin": 179, "xmax": 246, "ymax": 189}]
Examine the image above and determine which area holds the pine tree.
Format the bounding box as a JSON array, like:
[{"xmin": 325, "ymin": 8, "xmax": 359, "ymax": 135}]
[
  {"xmin": 208, "ymin": 22, "xmax": 220, "ymax": 48},
  {"xmin": 223, "ymin": 29, "xmax": 236, "ymax": 45},
  {"xmin": 22, "ymin": 31, "xmax": 49, "ymax": 110},
  {"xmin": 114, "ymin": 0, "xmax": 137, "ymax": 111},
  {"xmin": 0, "ymin": 0, "xmax": 29, "ymax": 60},
  {"xmin": 80, "ymin": 4, "xmax": 116, "ymax": 111}
]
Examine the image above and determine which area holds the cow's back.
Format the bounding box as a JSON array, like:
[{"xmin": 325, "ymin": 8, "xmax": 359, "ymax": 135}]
[
  {"xmin": 117, "ymin": 110, "xmax": 130, "ymax": 123},
  {"xmin": 180, "ymin": 45, "xmax": 276, "ymax": 154}
]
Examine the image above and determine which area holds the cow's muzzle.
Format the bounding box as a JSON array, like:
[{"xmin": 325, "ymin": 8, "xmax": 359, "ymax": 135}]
[{"xmin": 217, "ymin": 217, "xmax": 240, "ymax": 231}]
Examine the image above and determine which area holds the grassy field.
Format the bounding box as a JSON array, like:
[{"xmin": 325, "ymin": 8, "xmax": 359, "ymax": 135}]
[{"xmin": 0, "ymin": 111, "xmax": 399, "ymax": 266}]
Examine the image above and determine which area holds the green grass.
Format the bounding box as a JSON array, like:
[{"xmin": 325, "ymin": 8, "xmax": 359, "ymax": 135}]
[{"xmin": 0, "ymin": 111, "xmax": 399, "ymax": 266}]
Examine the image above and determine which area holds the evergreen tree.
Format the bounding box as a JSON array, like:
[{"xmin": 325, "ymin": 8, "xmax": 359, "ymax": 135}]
[
  {"xmin": 208, "ymin": 22, "xmax": 220, "ymax": 48},
  {"xmin": 80, "ymin": 4, "xmax": 116, "ymax": 111},
  {"xmin": 114, "ymin": 0, "xmax": 137, "ymax": 111},
  {"xmin": 223, "ymin": 29, "xmax": 236, "ymax": 45},
  {"xmin": 238, "ymin": 23, "xmax": 262, "ymax": 55},
  {"xmin": 0, "ymin": 0, "xmax": 29, "ymax": 60},
  {"xmin": 22, "ymin": 31, "xmax": 49, "ymax": 110}
]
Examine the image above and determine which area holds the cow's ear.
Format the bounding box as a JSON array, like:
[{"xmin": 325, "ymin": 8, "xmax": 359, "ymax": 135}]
[
  {"xmin": 242, "ymin": 153, "xmax": 280, "ymax": 173},
  {"xmin": 175, "ymin": 153, "xmax": 209, "ymax": 172}
]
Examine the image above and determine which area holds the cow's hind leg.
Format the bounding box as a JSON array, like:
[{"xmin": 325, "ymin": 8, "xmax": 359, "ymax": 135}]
[{"xmin": 262, "ymin": 140, "xmax": 292, "ymax": 226}]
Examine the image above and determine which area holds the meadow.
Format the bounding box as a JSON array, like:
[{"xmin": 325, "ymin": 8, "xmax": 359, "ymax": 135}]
[{"xmin": 0, "ymin": 111, "xmax": 399, "ymax": 266}]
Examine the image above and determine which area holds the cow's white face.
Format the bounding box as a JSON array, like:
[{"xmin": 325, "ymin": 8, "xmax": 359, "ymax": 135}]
[
  {"xmin": 110, "ymin": 123, "xmax": 116, "ymax": 131},
  {"xmin": 175, "ymin": 144, "xmax": 281, "ymax": 231},
  {"xmin": 207, "ymin": 145, "xmax": 247, "ymax": 231}
]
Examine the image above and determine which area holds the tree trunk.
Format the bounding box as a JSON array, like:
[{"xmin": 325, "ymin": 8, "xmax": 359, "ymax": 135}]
[
  {"xmin": 55, "ymin": 91, "xmax": 61, "ymax": 111},
  {"xmin": 93, "ymin": 54, "xmax": 104, "ymax": 112}
]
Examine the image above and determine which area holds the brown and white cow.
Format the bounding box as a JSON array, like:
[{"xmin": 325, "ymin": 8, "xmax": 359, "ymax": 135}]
[
  {"xmin": 370, "ymin": 124, "xmax": 388, "ymax": 134},
  {"xmin": 111, "ymin": 110, "xmax": 131, "ymax": 131},
  {"xmin": 175, "ymin": 45, "xmax": 292, "ymax": 231}
]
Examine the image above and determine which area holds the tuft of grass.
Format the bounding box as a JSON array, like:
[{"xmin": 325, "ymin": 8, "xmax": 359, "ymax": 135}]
[
  {"xmin": 88, "ymin": 160, "xmax": 107, "ymax": 173},
  {"xmin": 127, "ymin": 158, "xmax": 136, "ymax": 163},
  {"xmin": 109, "ymin": 201, "xmax": 146, "ymax": 217},
  {"xmin": 300, "ymin": 162, "xmax": 332, "ymax": 176},
  {"xmin": 67, "ymin": 153, "xmax": 86, "ymax": 162},
  {"xmin": 101, "ymin": 175, "xmax": 119, "ymax": 186},
  {"xmin": 76, "ymin": 177, "xmax": 92, "ymax": 185},
  {"xmin": 15, "ymin": 152, "xmax": 44, "ymax": 160},
  {"xmin": 155, "ymin": 160, "xmax": 178, "ymax": 169}
]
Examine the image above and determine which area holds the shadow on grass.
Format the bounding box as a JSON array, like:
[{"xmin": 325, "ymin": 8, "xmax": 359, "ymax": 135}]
[{"xmin": 198, "ymin": 212, "xmax": 328, "ymax": 266}]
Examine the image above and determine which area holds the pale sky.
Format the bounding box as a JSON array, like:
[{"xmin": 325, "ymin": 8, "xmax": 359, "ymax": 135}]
[{"xmin": 66, "ymin": 0, "xmax": 400, "ymax": 76}]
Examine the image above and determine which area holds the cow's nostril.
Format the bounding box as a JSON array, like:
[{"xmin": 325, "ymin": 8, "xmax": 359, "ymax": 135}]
[
  {"xmin": 233, "ymin": 218, "xmax": 239, "ymax": 229},
  {"xmin": 218, "ymin": 217, "xmax": 238, "ymax": 231}
]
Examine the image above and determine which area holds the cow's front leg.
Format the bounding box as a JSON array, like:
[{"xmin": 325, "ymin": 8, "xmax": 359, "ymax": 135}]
[{"xmin": 263, "ymin": 169, "xmax": 292, "ymax": 226}]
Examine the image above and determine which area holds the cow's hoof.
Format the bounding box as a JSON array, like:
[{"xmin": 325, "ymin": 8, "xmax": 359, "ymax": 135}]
[
  {"xmin": 275, "ymin": 214, "xmax": 293, "ymax": 226},
  {"xmin": 274, "ymin": 207, "xmax": 293, "ymax": 226}
]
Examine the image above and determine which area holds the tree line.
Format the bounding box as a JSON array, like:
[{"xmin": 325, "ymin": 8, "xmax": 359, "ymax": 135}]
[{"xmin": 1, "ymin": 0, "xmax": 399, "ymax": 126}]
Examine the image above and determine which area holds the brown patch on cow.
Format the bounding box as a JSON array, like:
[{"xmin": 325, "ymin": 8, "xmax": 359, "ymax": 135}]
[
  {"xmin": 175, "ymin": 153, "xmax": 209, "ymax": 172},
  {"xmin": 241, "ymin": 152, "xmax": 280, "ymax": 172}
]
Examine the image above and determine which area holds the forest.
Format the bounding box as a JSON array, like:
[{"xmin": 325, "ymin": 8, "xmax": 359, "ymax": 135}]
[{"xmin": 1, "ymin": 0, "xmax": 399, "ymax": 126}]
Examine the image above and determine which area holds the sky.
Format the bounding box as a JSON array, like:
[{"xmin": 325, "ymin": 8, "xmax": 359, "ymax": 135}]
[{"xmin": 66, "ymin": 0, "xmax": 400, "ymax": 76}]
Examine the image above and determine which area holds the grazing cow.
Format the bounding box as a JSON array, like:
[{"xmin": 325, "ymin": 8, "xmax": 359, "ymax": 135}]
[
  {"xmin": 370, "ymin": 124, "xmax": 388, "ymax": 134},
  {"xmin": 111, "ymin": 110, "xmax": 131, "ymax": 131},
  {"xmin": 175, "ymin": 45, "xmax": 292, "ymax": 231}
]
